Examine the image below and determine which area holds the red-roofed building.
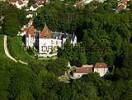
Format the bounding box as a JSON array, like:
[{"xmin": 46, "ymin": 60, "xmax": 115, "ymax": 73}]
[
  {"xmin": 36, "ymin": 0, "xmax": 47, "ymax": 5},
  {"xmin": 116, "ymin": 0, "xmax": 129, "ymax": 12},
  {"xmin": 72, "ymin": 65, "xmax": 93, "ymax": 79},
  {"xmin": 23, "ymin": 23, "xmax": 77, "ymax": 57},
  {"xmin": 29, "ymin": 0, "xmax": 49, "ymax": 11},
  {"xmin": 71, "ymin": 63, "xmax": 108, "ymax": 79},
  {"xmin": 8, "ymin": 0, "xmax": 29, "ymax": 9},
  {"xmin": 74, "ymin": 0, "xmax": 105, "ymax": 7},
  {"xmin": 38, "ymin": 24, "xmax": 65, "ymax": 56},
  {"xmin": 25, "ymin": 26, "xmax": 36, "ymax": 48},
  {"xmin": 40, "ymin": 24, "xmax": 53, "ymax": 38},
  {"xmin": 26, "ymin": 26, "xmax": 36, "ymax": 37},
  {"xmin": 94, "ymin": 63, "xmax": 108, "ymax": 77}
]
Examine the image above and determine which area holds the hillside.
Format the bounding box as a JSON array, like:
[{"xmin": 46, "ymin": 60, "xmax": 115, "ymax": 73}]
[{"xmin": 8, "ymin": 36, "xmax": 34, "ymax": 62}]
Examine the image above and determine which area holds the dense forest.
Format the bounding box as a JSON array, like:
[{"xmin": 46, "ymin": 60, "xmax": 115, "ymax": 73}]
[
  {"xmin": 0, "ymin": 2, "xmax": 26, "ymax": 36},
  {"xmin": 0, "ymin": 0, "xmax": 132, "ymax": 100}
]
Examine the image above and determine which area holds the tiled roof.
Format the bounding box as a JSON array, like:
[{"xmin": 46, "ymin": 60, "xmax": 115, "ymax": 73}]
[
  {"xmin": 40, "ymin": 24, "xmax": 53, "ymax": 38},
  {"xmin": 18, "ymin": 0, "xmax": 23, "ymax": 5},
  {"xmin": 117, "ymin": 4, "xmax": 126, "ymax": 11},
  {"xmin": 26, "ymin": 26, "xmax": 35, "ymax": 37},
  {"xmin": 94, "ymin": 63, "xmax": 107, "ymax": 68},
  {"xmin": 117, "ymin": 0, "xmax": 129, "ymax": 11},
  {"xmin": 74, "ymin": 67, "xmax": 93, "ymax": 73}
]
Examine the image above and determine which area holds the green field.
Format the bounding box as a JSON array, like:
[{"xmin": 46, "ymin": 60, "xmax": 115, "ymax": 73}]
[{"xmin": 8, "ymin": 36, "xmax": 34, "ymax": 62}]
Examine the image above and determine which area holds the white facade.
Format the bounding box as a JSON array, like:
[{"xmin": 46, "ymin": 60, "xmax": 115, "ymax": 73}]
[
  {"xmin": 84, "ymin": 0, "xmax": 106, "ymax": 3},
  {"xmin": 39, "ymin": 38, "xmax": 62, "ymax": 54},
  {"xmin": 82, "ymin": 65, "xmax": 93, "ymax": 68},
  {"xmin": 74, "ymin": 0, "xmax": 106, "ymax": 7},
  {"xmin": 24, "ymin": 24, "xmax": 77, "ymax": 57},
  {"xmin": 94, "ymin": 67, "xmax": 108, "ymax": 77},
  {"xmin": 26, "ymin": 35, "xmax": 35, "ymax": 48},
  {"xmin": 29, "ymin": 6, "xmax": 38, "ymax": 11},
  {"xmin": 71, "ymin": 35, "xmax": 77, "ymax": 46},
  {"xmin": 84, "ymin": 0, "xmax": 94, "ymax": 4},
  {"xmin": 73, "ymin": 67, "xmax": 108, "ymax": 79},
  {"xmin": 26, "ymin": 14, "xmax": 33, "ymax": 18},
  {"xmin": 72, "ymin": 73, "xmax": 87, "ymax": 79},
  {"xmin": 71, "ymin": 64, "xmax": 108, "ymax": 79}
]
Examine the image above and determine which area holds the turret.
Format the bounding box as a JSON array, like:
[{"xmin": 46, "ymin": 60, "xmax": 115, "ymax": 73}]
[{"xmin": 71, "ymin": 33, "xmax": 77, "ymax": 46}]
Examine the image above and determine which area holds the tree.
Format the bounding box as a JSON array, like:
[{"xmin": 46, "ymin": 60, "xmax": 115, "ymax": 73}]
[
  {"xmin": 121, "ymin": 80, "xmax": 132, "ymax": 100},
  {"xmin": 28, "ymin": 0, "xmax": 36, "ymax": 7},
  {"xmin": 1, "ymin": 3, "xmax": 26, "ymax": 36},
  {"xmin": 8, "ymin": 65, "xmax": 34, "ymax": 100},
  {"xmin": 59, "ymin": 39, "xmax": 73, "ymax": 60},
  {"xmin": 110, "ymin": 80, "xmax": 126, "ymax": 100},
  {"xmin": 3, "ymin": 13, "xmax": 20, "ymax": 36},
  {"xmin": 0, "ymin": 69, "xmax": 10, "ymax": 100},
  {"xmin": 36, "ymin": 70, "xmax": 59, "ymax": 100},
  {"xmin": 79, "ymin": 47, "xmax": 87, "ymax": 64},
  {"xmin": 123, "ymin": 44, "xmax": 132, "ymax": 68},
  {"xmin": 46, "ymin": 58, "xmax": 68, "ymax": 76},
  {"xmin": 34, "ymin": 0, "xmax": 78, "ymax": 33}
]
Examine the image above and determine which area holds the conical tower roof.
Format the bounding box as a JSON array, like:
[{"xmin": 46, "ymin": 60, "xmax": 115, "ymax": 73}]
[
  {"xmin": 40, "ymin": 24, "xmax": 53, "ymax": 38},
  {"xmin": 26, "ymin": 26, "xmax": 35, "ymax": 37}
]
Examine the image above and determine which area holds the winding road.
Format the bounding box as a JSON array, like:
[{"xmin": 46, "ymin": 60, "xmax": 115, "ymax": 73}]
[{"xmin": 4, "ymin": 35, "xmax": 28, "ymax": 65}]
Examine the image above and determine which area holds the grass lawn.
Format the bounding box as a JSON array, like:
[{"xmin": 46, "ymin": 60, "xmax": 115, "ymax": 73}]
[
  {"xmin": 8, "ymin": 36, "xmax": 34, "ymax": 62},
  {"xmin": 0, "ymin": 35, "xmax": 52, "ymax": 66}
]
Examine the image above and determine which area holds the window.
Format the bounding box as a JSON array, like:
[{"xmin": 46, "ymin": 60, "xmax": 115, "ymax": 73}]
[
  {"xmin": 51, "ymin": 40, "xmax": 53, "ymax": 44},
  {"xmin": 42, "ymin": 46, "xmax": 47, "ymax": 52},
  {"xmin": 56, "ymin": 41, "xmax": 58, "ymax": 45}
]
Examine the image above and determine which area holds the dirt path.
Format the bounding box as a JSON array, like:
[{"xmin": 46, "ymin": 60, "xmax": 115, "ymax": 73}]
[
  {"xmin": 4, "ymin": 35, "xmax": 18, "ymax": 62},
  {"xmin": 4, "ymin": 35, "xmax": 28, "ymax": 65}
]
